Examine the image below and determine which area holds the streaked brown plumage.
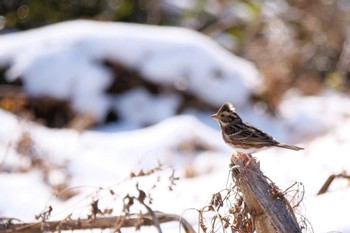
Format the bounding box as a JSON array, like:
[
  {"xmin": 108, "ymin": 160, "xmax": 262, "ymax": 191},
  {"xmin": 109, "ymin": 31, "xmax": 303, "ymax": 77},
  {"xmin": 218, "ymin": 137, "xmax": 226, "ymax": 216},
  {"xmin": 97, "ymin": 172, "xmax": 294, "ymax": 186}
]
[{"xmin": 211, "ymin": 102, "xmax": 304, "ymax": 154}]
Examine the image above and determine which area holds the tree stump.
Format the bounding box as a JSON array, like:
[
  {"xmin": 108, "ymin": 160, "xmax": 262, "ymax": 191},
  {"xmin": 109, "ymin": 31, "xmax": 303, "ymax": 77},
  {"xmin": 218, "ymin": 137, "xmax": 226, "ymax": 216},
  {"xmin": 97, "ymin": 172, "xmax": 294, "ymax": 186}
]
[{"xmin": 230, "ymin": 153, "xmax": 301, "ymax": 233}]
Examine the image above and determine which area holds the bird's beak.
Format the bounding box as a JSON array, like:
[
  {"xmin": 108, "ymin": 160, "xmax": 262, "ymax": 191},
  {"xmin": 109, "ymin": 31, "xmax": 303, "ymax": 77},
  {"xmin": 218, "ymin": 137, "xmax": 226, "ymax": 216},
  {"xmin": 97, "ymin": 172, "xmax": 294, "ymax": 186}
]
[{"xmin": 210, "ymin": 114, "xmax": 218, "ymax": 120}]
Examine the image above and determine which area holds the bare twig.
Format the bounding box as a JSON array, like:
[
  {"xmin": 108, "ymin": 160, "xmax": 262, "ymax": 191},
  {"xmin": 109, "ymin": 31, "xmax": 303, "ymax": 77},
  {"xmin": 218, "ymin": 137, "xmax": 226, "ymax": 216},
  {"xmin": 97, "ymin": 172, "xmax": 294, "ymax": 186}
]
[
  {"xmin": 143, "ymin": 203, "xmax": 163, "ymax": 233},
  {"xmin": 0, "ymin": 212, "xmax": 195, "ymax": 233},
  {"xmin": 317, "ymin": 172, "xmax": 350, "ymax": 195}
]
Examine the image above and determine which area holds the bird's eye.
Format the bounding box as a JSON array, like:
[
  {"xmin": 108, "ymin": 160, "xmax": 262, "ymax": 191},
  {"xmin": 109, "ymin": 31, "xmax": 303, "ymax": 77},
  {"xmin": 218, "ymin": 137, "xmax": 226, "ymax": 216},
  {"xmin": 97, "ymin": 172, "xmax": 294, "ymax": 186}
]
[{"xmin": 226, "ymin": 116, "xmax": 233, "ymax": 123}]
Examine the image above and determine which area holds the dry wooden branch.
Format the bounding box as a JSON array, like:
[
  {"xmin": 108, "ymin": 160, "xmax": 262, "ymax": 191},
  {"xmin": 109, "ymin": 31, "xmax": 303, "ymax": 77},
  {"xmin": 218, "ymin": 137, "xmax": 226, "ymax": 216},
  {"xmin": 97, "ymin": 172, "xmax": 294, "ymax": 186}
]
[
  {"xmin": 317, "ymin": 172, "xmax": 350, "ymax": 195},
  {"xmin": 230, "ymin": 153, "xmax": 302, "ymax": 233},
  {"xmin": 0, "ymin": 212, "xmax": 195, "ymax": 233}
]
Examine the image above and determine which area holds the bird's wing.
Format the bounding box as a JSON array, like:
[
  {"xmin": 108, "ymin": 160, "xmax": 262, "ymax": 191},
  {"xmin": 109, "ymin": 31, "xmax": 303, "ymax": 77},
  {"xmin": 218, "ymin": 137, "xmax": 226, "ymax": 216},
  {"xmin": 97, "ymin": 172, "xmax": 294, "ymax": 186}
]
[{"xmin": 224, "ymin": 122, "xmax": 278, "ymax": 146}]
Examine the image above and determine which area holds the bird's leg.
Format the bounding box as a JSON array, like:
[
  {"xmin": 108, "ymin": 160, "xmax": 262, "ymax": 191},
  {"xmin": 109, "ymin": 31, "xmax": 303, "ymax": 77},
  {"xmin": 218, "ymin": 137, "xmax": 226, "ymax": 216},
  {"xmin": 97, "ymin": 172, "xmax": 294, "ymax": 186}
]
[
  {"xmin": 243, "ymin": 153, "xmax": 252, "ymax": 169},
  {"xmin": 239, "ymin": 153, "xmax": 253, "ymax": 177}
]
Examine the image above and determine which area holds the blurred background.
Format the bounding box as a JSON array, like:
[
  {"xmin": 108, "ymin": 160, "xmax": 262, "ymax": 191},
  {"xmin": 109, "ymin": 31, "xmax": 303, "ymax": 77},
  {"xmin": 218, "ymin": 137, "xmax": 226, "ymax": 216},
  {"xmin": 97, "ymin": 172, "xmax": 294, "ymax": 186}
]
[{"xmin": 1, "ymin": 0, "xmax": 350, "ymax": 128}]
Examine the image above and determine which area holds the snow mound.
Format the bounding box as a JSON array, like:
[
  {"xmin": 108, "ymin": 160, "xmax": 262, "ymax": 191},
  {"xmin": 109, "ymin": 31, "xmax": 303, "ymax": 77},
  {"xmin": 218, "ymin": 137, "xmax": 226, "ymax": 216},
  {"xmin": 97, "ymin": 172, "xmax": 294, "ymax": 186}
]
[{"xmin": 0, "ymin": 20, "xmax": 260, "ymax": 122}]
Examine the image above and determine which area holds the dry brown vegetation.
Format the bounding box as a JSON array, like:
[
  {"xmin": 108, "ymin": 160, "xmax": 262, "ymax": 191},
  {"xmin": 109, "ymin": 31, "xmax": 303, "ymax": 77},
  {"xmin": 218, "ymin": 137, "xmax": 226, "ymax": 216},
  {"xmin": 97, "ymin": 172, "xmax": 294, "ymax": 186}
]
[
  {"xmin": 1, "ymin": 139, "xmax": 311, "ymax": 233},
  {"xmin": 0, "ymin": 160, "xmax": 195, "ymax": 233},
  {"xmin": 197, "ymin": 1, "xmax": 350, "ymax": 112},
  {"xmin": 193, "ymin": 153, "xmax": 310, "ymax": 233},
  {"xmin": 0, "ymin": 131, "xmax": 77, "ymax": 201}
]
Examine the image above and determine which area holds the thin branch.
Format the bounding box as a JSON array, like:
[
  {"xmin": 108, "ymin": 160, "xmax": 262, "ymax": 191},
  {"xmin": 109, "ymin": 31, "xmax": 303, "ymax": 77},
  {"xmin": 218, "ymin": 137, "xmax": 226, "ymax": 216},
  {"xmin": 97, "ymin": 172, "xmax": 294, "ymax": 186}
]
[
  {"xmin": 0, "ymin": 212, "xmax": 195, "ymax": 233},
  {"xmin": 317, "ymin": 172, "xmax": 350, "ymax": 195}
]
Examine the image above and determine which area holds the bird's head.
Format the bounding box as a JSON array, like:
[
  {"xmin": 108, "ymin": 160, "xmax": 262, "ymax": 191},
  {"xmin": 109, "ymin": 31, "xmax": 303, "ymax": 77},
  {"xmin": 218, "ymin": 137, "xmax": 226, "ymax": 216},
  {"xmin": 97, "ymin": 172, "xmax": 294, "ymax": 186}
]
[{"xmin": 211, "ymin": 102, "xmax": 240, "ymax": 126}]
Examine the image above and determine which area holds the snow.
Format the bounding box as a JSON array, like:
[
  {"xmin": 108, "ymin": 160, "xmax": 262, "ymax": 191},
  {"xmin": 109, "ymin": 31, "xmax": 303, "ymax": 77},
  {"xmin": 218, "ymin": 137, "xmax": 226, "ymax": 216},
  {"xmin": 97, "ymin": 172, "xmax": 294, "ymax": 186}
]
[
  {"xmin": 280, "ymin": 89, "xmax": 350, "ymax": 140},
  {"xmin": 0, "ymin": 20, "xmax": 260, "ymax": 122},
  {"xmin": 0, "ymin": 171, "xmax": 51, "ymax": 218},
  {"xmin": 306, "ymin": 188, "xmax": 350, "ymax": 233},
  {"xmin": 1, "ymin": 20, "xmax": 350, "ymax": 232},
  {"xmin": 113, "ymin": 88, "xmax": 180, "ymax": 127}
]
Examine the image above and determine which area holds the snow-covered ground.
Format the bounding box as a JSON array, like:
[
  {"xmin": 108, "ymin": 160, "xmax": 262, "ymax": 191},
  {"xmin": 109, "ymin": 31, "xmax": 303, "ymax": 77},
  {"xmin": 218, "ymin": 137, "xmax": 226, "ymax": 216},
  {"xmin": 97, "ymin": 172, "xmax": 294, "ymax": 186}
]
[
  {"xmin": 0, "ymin": 20, "xmax": 259, "ymax": 123},
  {"xmin": 0, "ymin": 21, "xmax": 350, "ymax": 232}
]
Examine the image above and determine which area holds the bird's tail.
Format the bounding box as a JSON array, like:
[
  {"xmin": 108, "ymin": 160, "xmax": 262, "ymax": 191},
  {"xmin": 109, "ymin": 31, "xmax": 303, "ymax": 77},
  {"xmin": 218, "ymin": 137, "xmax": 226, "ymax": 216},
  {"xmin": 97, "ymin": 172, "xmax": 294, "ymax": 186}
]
[{"xmin": 277, "ymin": 144, "xmax": 304, "ymax": 151}]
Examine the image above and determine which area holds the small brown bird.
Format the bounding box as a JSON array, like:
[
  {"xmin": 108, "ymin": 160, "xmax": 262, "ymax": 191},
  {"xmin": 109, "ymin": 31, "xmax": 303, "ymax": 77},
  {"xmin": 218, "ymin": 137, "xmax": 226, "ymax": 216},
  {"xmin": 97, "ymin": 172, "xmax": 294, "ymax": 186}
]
[{"xmin": 211, "ymin": 102, "xmax": 303, "ymax": 155}]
